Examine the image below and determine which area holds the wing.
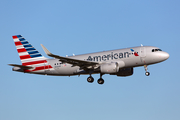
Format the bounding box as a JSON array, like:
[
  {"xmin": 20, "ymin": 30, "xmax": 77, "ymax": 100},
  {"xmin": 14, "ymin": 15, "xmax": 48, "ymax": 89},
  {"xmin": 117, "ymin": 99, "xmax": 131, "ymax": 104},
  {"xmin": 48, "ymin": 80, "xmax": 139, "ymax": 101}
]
[{"xmin": 41, "ymin": 44, "xmax": 99, "ymax": 69}]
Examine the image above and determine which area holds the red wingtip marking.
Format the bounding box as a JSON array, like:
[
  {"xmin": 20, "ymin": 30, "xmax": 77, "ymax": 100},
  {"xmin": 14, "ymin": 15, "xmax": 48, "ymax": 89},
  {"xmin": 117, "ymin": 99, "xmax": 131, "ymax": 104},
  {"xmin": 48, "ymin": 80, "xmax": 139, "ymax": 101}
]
[{"xmin": 12, "ymin": 36, "xmax": 18, "ymax": 39}]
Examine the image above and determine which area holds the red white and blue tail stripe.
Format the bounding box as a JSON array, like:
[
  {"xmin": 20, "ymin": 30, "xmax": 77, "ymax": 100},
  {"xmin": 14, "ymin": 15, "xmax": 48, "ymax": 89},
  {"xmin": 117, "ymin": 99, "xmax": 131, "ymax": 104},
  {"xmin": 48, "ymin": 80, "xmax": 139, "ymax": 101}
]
[{"xmin": 12, "ymin": 35, "xmax": 53, "ymax": 72}]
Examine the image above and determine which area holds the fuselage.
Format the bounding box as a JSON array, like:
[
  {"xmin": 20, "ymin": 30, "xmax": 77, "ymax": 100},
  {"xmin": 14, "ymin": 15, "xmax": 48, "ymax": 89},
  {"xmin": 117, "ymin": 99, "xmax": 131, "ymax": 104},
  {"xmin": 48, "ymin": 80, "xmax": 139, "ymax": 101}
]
[{"xmin": 20, "ymin": 46, "xmax": 168, "ymax": 76}]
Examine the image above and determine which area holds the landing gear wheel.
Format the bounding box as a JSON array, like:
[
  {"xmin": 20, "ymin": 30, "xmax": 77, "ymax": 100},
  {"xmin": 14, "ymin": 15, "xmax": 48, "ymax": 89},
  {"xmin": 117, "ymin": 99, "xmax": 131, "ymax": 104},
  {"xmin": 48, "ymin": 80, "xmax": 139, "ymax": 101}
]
[
  {"xmin": 87, "ymin": 76, "xmax": 94, "ymax": 83},
  {"xmin": 145, "ymin": 72, "xmax": 150, "ymax": 76},
  {"xmin": 144, "ymin": 65, "xmax": 150, "ymax": 76},
  {"xmin": 97, "ymin": 78, "xmax": 104, "ymax": 84}
]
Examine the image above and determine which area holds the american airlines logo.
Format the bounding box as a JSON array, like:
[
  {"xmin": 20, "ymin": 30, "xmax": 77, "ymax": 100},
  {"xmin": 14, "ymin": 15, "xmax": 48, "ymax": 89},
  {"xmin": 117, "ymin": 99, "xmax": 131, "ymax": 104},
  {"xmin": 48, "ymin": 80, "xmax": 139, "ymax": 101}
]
[
  {"xmin": 87, "ymin": 52, "xmax": 130, "ymax": 62},
  {"xmin": 87, "ymin": 49, "xmax": 139, "ymax": 62}
]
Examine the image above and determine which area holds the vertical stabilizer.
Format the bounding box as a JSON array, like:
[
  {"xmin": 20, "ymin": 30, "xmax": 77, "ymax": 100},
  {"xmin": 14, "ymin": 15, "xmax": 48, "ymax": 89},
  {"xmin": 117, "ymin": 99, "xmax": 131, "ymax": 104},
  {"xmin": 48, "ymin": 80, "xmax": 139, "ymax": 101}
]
[{"xmin": 12, "ymin": 35, "xmax": 53, "ymax": 72}]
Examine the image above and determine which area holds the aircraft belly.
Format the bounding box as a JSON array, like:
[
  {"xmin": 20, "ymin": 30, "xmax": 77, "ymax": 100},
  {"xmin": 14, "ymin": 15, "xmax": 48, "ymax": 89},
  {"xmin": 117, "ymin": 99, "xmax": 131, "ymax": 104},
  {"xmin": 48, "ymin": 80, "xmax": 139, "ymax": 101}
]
[{"xmin": 55, "ymin": 65, "xmax": 79, "ymax": 75}]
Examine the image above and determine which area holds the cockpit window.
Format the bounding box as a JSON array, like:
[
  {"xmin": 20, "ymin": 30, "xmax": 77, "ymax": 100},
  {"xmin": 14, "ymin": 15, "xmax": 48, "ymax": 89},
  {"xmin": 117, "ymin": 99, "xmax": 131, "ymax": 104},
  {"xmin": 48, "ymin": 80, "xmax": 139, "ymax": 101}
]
[{"xmin": 152, "ymin": 49, "xmax": 162, "ymax": 52}]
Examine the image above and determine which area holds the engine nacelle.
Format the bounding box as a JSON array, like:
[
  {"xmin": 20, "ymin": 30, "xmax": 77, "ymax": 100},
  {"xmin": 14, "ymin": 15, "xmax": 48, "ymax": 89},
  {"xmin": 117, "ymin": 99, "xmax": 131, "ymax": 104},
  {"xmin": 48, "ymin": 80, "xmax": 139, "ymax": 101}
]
[
  {"xmin": 100, "ymin": 62, "xmax": 119, "ymax": 73},
  {"xmin": 110, "ymin": 67, "xmax": 133, "ymax": 76}
]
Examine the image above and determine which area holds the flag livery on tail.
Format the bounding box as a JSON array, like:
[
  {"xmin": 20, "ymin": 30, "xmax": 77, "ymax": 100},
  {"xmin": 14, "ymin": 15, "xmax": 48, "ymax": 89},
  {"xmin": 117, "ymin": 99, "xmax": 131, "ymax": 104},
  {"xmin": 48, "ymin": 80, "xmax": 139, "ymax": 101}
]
[{"xmin": 12, "ymin": 35, "xmax": 52, "ymax": 72}]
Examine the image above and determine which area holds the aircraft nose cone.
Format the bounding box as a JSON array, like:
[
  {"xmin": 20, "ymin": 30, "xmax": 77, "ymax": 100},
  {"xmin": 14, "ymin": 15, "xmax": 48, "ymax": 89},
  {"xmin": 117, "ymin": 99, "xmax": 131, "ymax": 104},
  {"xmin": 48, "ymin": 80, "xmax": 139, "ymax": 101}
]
[{"xmin": 162, "ymin": 52, "xmax": 169, "ymax": 60}]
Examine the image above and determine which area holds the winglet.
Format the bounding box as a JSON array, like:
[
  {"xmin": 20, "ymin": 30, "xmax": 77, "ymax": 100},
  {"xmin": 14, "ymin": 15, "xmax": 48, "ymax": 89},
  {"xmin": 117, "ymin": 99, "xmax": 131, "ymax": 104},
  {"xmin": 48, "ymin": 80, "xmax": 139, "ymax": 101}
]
[{"xmin": 41, "ymin": 44, "xmax": 51, "ymax": 55}]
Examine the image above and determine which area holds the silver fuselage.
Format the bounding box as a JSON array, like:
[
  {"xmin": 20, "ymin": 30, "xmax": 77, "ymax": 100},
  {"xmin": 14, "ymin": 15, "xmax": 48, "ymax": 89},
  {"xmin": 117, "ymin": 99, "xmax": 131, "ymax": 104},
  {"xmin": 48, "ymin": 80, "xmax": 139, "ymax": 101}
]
[{"xmin": 19, "ymin": 46, "xmax": 168, "ymax": 76}]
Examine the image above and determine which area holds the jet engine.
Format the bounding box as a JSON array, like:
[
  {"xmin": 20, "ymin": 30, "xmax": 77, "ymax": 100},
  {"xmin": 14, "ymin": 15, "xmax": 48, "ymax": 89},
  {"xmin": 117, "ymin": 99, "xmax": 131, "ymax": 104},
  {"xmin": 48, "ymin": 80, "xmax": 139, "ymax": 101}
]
[
  {"xmin": 110, "ymin": 67, "xmax": 133, "ymax": 76},
  {"xmin": 100, "ymin": 62, "xmax": 119, "ymax": 73}
]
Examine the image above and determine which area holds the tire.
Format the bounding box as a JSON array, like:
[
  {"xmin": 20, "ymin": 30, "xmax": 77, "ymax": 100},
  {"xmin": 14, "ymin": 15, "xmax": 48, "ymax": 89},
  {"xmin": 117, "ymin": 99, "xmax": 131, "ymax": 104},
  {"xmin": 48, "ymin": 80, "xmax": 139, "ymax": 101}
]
[
  {"xmin": 97, "ymin": 78, "xmax": 104, "ymax": 84},
  {"xmin": 145, "ymin": 72, "xmax": 150, "ymax": 76},
  {"xmin": 87, "ymin": 76, "xmax": 94, "ymax": 83}
]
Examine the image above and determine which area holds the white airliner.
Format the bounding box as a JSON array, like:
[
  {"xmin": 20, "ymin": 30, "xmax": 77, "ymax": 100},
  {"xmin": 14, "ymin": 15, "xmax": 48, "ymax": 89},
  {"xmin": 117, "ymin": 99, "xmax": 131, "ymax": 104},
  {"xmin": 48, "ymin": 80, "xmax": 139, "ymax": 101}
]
[{"xmin": 9, "ymin": 35, "xmax": 169, "ymax": 84}]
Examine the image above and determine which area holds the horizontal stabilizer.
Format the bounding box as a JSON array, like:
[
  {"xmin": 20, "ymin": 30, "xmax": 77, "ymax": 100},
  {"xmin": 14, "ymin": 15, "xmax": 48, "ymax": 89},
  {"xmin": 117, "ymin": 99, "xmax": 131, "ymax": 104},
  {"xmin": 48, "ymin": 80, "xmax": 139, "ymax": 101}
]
[{"xmin": 8, "ymin": 64, "xmax": 33, "ymax": 69}]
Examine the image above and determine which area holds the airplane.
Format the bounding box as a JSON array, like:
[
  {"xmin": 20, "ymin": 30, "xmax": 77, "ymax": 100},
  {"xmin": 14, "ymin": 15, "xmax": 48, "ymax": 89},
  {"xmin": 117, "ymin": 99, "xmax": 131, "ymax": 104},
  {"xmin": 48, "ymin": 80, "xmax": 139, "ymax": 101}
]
[{"xmin": 9, "ymin": 35, "xmax": 169, "ymax": 84}]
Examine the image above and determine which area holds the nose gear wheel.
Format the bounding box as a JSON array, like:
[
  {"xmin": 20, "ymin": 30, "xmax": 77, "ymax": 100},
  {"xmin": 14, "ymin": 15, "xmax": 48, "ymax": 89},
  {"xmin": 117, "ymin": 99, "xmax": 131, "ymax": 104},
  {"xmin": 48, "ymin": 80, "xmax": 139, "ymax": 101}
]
[
  {"xmin": 144, "ymin": 65, "xmax": 150, "ymax": 76},
  {"xmin": 145, "ymin": 72, "xmax": 150, "ymax": 76}
]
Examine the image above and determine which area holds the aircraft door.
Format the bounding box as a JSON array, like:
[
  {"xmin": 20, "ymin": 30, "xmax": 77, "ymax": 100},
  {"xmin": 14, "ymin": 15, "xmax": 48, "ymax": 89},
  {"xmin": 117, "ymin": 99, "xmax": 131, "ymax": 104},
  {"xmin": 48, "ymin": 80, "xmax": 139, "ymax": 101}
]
[
  {"xmin": 140, "ymin": 47, "xmax": 146, "ymax": 64},
  {"xmin": 140, "ymin": 47, "xmax": 146, "ymax": 58}
]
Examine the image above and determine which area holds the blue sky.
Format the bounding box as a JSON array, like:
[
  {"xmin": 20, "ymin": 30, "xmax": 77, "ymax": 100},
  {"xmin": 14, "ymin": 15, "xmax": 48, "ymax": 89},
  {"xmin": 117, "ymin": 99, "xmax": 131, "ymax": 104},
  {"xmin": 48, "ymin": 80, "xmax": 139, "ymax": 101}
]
[{"xmin": 0, "ymin": 0, "xmax": 179, "ymax": 120}]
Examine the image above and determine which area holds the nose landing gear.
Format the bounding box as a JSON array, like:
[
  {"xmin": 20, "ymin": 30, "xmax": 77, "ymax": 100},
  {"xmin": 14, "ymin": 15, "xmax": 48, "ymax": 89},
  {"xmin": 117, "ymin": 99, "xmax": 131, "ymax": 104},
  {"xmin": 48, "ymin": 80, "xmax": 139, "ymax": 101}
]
[{"xmin": 144, "ymin": 65, "xmax": 150, "ymax": 76}]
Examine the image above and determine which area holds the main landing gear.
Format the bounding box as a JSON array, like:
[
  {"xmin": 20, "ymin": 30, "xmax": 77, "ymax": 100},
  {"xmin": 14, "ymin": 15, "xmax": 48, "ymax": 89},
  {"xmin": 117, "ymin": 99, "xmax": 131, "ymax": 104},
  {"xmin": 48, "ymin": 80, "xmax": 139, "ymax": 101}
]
[
  {"xmin": 87, "ymin": 76, "xmax": 94, "ymax": 83},
  {"xmin": 87, "ymin": 74, "xmax": 104, "ymax": 84},
  {"xmin": 144, "ymin": 65, "xmax": 150, "ymax": 76},
  {"xmin": 97, "ymin": 74, "xmax": 104, "ymax": 84}
]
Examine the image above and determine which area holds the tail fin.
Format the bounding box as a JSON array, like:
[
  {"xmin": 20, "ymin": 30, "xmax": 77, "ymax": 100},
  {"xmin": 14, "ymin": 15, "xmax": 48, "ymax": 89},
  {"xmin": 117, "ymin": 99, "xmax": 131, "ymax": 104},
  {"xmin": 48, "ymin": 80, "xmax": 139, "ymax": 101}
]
[{"xmin": 12, "ymin": 35, "xmax": 52, "ymax": 72}]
